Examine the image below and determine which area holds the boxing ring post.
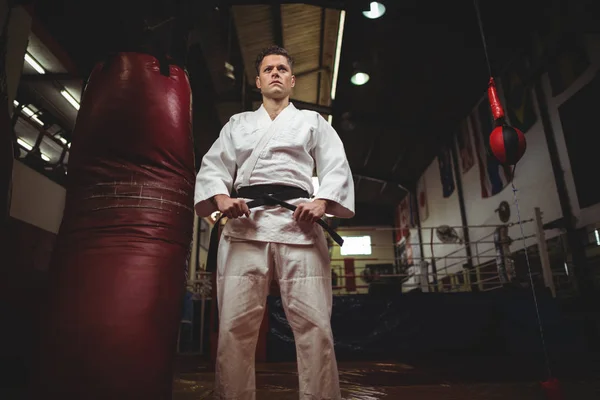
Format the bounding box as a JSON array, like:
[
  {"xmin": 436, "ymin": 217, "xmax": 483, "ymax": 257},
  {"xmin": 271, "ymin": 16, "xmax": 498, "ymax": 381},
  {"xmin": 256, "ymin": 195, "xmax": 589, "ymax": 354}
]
[
  {"xmin": 189, "ymin": 213, "xmax": 199, "ymax": 289},
  {"xmin": 535, "ymin": 207, "xmax": 556, "ymax": 297},
  {"xmin": 199, "ymin": 282, "xmax": 206, "ymax": 356},
  {"xmin": 474, "ymin": 242, "xmax": 484, "ymax": 291},
  {"xmin": 429, "ymin": 227, "xmax": 438, "ymax": 291},
  {"xmin": 182, "ymin": 270, "xmax": 212, "ymax": 356}
]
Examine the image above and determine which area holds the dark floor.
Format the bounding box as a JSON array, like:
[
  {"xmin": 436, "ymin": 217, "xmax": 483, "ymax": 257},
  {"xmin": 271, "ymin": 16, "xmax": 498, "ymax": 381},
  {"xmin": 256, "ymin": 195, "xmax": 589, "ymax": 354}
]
[
  {"xmin": 1, "ymin": 358, "xmax": 599, "ymax": 399},
  {"xmin": 173, "ymin": 356, "xmax": 600, "ymax": 399}
]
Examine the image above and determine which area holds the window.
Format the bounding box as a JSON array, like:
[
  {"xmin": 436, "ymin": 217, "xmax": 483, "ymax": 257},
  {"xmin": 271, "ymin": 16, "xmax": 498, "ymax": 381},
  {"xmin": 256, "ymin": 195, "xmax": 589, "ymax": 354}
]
[{"xmin": 340, "ymin": 235, "xmax": 372, "ymax": 256}]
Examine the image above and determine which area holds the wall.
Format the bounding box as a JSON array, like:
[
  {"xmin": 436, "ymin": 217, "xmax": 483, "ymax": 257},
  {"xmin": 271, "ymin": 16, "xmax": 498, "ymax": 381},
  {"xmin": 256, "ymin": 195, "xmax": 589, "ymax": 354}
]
[
  {"xmin": 413, "ymin": 33, "xmax": 600, "ymax": 279},
  {"xmin": 10, "ymin": 160, "xmax": 66, "ymax": 234},
  {"xmin": 330, "ymin": 227, "xmax": 395, "ymax": 294},
  {"xmin": 548, "ymin": 34, "xmax": 600, "ymax": 227},
  {"xmin": 419, "ymin": 157, "xmax": 469, "ymax": 279},
  {"xmin": 2, "ymin": 161, "xmax": 65, "ymax": 383}
]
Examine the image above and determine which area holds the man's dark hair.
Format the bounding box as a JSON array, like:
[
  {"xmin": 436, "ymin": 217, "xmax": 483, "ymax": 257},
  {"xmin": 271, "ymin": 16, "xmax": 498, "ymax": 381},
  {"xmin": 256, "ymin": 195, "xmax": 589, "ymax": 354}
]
[{"xmin": 254, "ymin": 45, "xmax": 294, "ymax": 75}]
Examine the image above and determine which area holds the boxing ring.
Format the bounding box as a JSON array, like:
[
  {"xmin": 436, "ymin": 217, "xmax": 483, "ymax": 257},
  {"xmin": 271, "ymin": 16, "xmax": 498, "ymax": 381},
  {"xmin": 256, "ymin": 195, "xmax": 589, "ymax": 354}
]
[{"xmin": 178, "ymin": 206, "xmax": 581, "ymax": 364}]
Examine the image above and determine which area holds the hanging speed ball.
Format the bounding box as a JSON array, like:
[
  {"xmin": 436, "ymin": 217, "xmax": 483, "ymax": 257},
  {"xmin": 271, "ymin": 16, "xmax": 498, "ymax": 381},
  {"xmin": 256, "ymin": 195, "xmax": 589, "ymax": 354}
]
[{"xmin": 489, "ymin": 124, "xmax": 526, "ymax": 165}]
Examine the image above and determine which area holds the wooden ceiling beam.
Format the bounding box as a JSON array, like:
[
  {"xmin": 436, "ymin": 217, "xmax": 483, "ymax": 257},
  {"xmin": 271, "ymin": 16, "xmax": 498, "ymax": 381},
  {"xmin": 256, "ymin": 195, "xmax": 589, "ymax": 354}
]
[
  {"xmin": 316, "ymin": 7, "xmax": 326, "ymax": 105},
  {"xmin": 270, "ymin": 2, "xmax": 283, "ymax": 47},
  {"xmin": 20, "ymin": 73, "xmax": 80, "ymax": 83}
]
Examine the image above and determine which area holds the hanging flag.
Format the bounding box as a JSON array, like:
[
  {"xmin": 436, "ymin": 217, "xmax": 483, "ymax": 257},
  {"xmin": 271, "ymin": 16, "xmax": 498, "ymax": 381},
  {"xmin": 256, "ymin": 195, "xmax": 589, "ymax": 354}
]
[
  {"xmin": 471, "ymin": 99, "xmax": 512, "ymax": 198},
  {"xmin": 394, "ymin": 195, "xmax": 412, "ymax": 244},
  {"xmin": 408, "ymin": 192, "xmax": 418, "ymax": 228},
  {"xmin": 502, "ymin": 59, "xmax": 537, "ymax": 133},
  {"xmin": 417, "ymin": 175, "xmax": 428, "ymax": 223},
  {"xmin": 437, "ymin": 145, "xmax": 455, "ymax": 198},
  {"xmin": 393, "ymin": 202, "xmax": 403, "ymax": 244},
  {"xmin": 456, "ymin": 118, "xmax": 474, "ymax": 173}
]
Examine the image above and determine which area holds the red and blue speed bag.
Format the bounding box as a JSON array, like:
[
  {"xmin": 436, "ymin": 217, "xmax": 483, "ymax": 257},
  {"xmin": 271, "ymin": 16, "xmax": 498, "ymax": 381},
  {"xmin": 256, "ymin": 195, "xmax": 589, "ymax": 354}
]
[{"xmin": 489, "ymin": 124, "xmax": 526, "ymax": 165}]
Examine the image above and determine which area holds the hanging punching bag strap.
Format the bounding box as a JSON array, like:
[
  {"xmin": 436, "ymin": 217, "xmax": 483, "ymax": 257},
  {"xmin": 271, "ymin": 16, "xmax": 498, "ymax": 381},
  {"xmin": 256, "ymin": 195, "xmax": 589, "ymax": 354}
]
[
  {"xmin": 100, "ymin": 50, "xmax": 171, "ymax": 78},
  {"xmin": 154, "ymin": 52, "xmax": 171, "ymax": 77}
]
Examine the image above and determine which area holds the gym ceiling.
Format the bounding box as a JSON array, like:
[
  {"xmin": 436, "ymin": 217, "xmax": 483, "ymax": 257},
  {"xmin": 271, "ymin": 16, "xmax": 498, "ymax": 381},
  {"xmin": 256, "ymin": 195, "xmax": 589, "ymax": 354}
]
[{"xmin": 19, "ymin": 0, "xmax": 594, "ymax": 226}]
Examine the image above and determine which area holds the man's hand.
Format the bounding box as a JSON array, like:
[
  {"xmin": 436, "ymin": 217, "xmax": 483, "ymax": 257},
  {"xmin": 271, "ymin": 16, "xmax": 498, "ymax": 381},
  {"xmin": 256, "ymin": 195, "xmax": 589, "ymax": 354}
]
[
  {"xmin": 212, "ymin": 194, "xmax": 250, "ymax": 219},
  {"xmin": 293, "ymin": 199, "xmax": 328, "ymax": 223}
]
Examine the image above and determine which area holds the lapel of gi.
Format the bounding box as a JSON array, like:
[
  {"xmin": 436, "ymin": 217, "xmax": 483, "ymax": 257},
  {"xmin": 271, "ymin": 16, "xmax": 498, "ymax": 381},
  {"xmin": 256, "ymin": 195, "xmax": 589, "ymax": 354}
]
[{"xmin": 240, "ymin": 103, "xmax": 299, "ymax": 187}]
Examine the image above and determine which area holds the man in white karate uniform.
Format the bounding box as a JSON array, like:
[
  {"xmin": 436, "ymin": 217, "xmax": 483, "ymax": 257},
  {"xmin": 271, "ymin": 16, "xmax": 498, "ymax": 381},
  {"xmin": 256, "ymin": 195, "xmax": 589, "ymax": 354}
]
[{"xmin": 194, "ymin": 45, "xmax": 355, "ymax": 400}]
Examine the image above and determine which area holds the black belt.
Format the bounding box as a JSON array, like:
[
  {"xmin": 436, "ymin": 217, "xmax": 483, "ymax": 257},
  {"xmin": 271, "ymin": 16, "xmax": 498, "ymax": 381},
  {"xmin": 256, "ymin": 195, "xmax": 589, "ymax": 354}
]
[{"xmin": 205, "ymin": 184, "xmax": 344, "ymax": 273}]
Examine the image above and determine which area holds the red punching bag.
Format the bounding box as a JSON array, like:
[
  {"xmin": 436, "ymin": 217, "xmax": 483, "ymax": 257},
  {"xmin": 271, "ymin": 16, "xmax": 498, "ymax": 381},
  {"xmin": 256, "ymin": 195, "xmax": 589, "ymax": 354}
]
[
  {"xmin": 487, "ymin": 78, "xmax": 526, "ymax": 165},
  {"xmin": 34, "ymin": 53, "xmax": 195, "ymax": 399}
]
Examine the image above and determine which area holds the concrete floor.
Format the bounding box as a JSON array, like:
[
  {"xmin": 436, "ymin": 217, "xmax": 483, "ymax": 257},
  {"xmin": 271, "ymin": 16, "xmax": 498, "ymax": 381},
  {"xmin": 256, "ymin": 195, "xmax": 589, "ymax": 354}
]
[{"xmin": 172, "ymin": 360, "xmax": 600, "ymax": 399}]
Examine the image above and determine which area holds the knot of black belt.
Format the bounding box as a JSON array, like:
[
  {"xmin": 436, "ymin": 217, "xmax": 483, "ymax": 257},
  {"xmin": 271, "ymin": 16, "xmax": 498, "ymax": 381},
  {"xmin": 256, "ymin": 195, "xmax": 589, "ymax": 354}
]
[{"xmin": 205, "ymin": 184, "xmax": 344, "ymax": 273}]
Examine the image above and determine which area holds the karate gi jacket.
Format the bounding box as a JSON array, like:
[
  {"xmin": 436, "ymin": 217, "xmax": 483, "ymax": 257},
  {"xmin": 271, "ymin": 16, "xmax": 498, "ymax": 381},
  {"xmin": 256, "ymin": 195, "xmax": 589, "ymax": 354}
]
[{"xmin": 194, "ymin": 103, "xmax": 355, "ymax": 245}]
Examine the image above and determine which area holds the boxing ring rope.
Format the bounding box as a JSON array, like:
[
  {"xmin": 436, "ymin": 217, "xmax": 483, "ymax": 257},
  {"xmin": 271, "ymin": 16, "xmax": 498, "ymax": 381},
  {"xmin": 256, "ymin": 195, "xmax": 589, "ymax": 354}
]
[
  {"xmin": 327, "ymin": 208, "xmax": 557, "ymax": 296},
  {"xmin": 332, "ymin": 220, "xmax": 534, "ymax": 231}
]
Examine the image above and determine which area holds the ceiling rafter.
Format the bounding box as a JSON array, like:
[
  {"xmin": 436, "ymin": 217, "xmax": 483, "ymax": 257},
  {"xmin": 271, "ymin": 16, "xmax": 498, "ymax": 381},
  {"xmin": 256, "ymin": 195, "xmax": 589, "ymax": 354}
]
[
  {"xmin": 270, "ymin": 2, "xmax": 283, "ymax": 47},
  {"xmin": 353, "ymin": 173, "xmax": 410, "ymax": 194},
  {"xmin": 316, "ymin": 7, "xmax": 326, "ymax": 105},
  {"xmin": 20, "ymin": 73, "xmax": 80, "ymax": 83},
  {"xmin": 296, "ymin": 65, "xmax": 330, "ymax": 78}
]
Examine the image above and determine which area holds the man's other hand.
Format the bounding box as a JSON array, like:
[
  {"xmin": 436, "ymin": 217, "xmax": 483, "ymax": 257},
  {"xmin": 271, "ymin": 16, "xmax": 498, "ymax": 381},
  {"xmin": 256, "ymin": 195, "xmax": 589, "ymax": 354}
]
[
  {"xmin": 213, "ymin": 194, "xmax": 250, "ymax": 219},
  {"xmin": 293, "ymin": 199, "xmax": 328, "ymax": 223}
]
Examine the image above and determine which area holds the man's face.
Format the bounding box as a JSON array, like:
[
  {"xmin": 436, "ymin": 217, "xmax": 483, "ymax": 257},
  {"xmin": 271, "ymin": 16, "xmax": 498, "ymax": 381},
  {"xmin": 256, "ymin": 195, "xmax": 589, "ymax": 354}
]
[{"xmin": 256, "ymin": 54, "xmax": 295, "ymax": 100}]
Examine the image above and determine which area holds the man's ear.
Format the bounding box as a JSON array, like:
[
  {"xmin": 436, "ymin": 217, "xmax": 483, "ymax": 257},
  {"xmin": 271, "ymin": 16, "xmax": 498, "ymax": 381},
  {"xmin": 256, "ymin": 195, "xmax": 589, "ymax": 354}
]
[
  {"xmin": 291, "ymin": 75, "xmax": 296, "ymax": 88},
  {"xmin": 255, "ymin": 76, "xmax": 261, "ymax": 89}
]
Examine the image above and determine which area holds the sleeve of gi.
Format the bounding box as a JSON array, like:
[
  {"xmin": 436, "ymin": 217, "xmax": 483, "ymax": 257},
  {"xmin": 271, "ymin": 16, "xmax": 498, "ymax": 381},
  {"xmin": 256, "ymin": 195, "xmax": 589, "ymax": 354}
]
[
  {"xmin": 312, "ymin": 114, "xmax": 355, "ymax": 218},
  {"xmin": 194, "ymin": 121, "xmax": 237, "ymax": 217}
]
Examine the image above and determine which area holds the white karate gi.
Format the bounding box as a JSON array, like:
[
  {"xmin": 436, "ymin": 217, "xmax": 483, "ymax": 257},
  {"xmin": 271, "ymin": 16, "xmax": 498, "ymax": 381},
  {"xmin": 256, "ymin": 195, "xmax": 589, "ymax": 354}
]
[{"xmin": 194, "ymin": 103, "xmax": 355, "ymax": 400}]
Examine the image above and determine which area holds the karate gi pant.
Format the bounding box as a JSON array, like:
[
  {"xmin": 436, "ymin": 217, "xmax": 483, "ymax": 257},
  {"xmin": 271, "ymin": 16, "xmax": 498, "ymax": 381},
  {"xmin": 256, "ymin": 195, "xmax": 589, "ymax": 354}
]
[{"xmin": 215, "ymin": 234, "xmax": 341, "ymax": 400}]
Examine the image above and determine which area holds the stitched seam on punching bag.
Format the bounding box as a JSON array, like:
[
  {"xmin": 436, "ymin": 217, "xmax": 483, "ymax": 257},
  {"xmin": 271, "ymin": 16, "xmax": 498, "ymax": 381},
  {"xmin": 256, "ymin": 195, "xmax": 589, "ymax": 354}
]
[
  {"xmin": 81, "ymin": 194, "xmax": 193, "ymax": 211},
  {"xmin": 87, "ymin": 205, "xmax": 193, "ymax": 212},
  {"xmin": 89, "ymin": 182, "xmax": 193, "ymax": 194}
]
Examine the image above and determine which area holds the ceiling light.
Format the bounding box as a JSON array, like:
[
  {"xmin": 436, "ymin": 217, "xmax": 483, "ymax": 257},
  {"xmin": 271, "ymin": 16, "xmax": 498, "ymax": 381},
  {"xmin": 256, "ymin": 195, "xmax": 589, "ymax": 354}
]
[
  {"xmin": 21, "ymin": 107, "xmax": 33, "ymax": 117},
  {"xmin": 17, "ymin": 138, "xmax": 32, "ymax": 151},
  {"xmin": 224, "ymin": 61, "xmax": 235, "ymax": 80},
  {"xmin": 327, "ymin": 114, "xmax": 333, "ymax": 124},
  {"xmin": 24, "ymin": 53, "xmax": 45, "ymax": 74},
  {"xmin": 40, "ymin": 153, "xmax": 50, "ymax": 162},
  {"xmin": 362, "ymin": 2, "xmax": 386, "ymax": 19},
  {"xmin": 61, "ymin": 89, "xmax": 80, "ymax": 110},
  {"xmin": 351, "ymin": 72, "xmax": 370, "ymax": 85},
  {"xmin": 330, "ymin": 10, "xmax": 346, "ymax": 101},
  {"xmin": 13, "ymin": 100, "xmax": 18, "ymax": 107},
  {"xmin": 57, "ymin": 136, "xmax": 67, "ymax": 145},
  {"xmin": 20, "ymin": 106, "xmax": 44, "ymax": 125}
]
